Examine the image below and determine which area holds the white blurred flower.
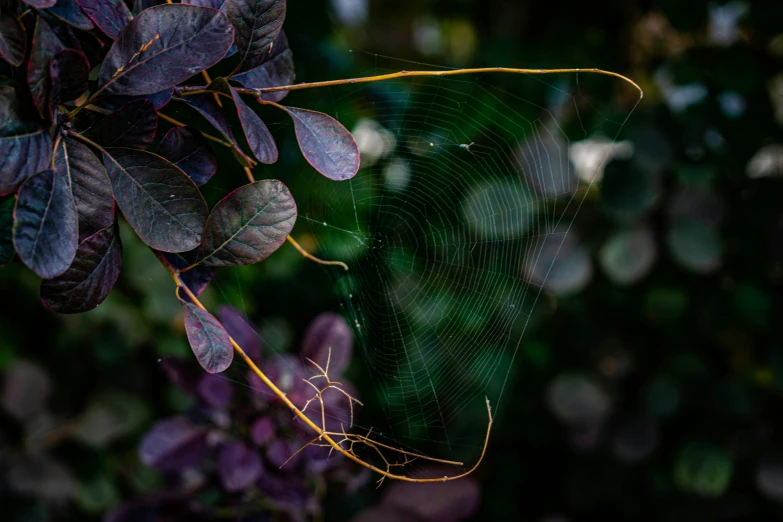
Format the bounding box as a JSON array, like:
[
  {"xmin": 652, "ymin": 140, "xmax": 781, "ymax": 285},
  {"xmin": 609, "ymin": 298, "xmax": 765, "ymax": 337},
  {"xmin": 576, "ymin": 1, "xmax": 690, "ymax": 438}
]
[
  {"xmin": 768, "ymin": 74, "xmax": 783, "ymax": 125},
  {"xmin": 351, "ymin": 118, "xmax": 396, "ymax": 167},
  {"xmin": 747, "ymin": 144, "xmax": 783, "ymax": 179},
  {"xmin": 655, "ymin": 67, "xmax": 708, "ymax": 113},
  {"xmin": 412, "ymin": 16, "xmax": 444, "ymax": 56},
  {"xmin": 568, "ymin": 136, "xmax": 634, "ymax": 184},
  {"xmin": 709, "ymin": 1, "xmax": 748, "ymax": 46},
  {"xmin": 383, "ymin": 157, "xmax": 411, "ymax": 192},
  {"xmin": 330, "ymin": 0, "xmax": 367, "ymax": 27}
]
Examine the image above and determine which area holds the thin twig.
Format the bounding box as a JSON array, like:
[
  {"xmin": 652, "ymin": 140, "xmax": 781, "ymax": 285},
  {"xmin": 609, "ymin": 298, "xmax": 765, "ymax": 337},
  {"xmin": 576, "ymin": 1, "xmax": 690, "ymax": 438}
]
[{"xmin": 286, "ymin": 236, "xmax": 349, "ymax": 271}]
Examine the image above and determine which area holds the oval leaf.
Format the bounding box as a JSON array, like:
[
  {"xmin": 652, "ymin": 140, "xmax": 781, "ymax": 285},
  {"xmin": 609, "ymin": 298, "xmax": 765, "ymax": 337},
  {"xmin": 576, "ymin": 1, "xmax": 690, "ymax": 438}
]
[
  {"xmin": 47, "ymin": 0, "xmax": 95, "ymax": 31},
  {"xmin": 0, "ymin": 86, "xmax": 45, "ymax": 138},
  {"xmin": 157, "ymin": 127, "xmax": 217, "ymax": 186},
  {"xmin": 209, "ymin": 78, "xmax": 277, "ymax": 164},
  {"xmin": 182, "ymin": 300, "xmax": 234, "ymax": 373},
  {"xmin": 13, "ymin": 169, "xmax": 78, "ymax": 278},
  {"xmin": 175, "ymin": 95, "xmax": 253, "ymax": 166},
  {"xmin": 232, "ymin": 30, "xmax": 293, "ymax": 102},
  {"xmin": 49, "ymin": 49, "xmax": 89, "ymax": 110},
  {"xmin": 103, "ymin": 148, "xmax": 207, "ymax": 252},
  {"xmin": 217, "ymin": 441, "xmax": 263, "ymax": 492},
  {"xmin": 0, "ymin": 12, "xmax": 27, "ymax": 67},
  {"xmin": 40, "ymin": 222, "xmax": 122, "ymax": 313},
  {"xmin": 96, "ymin": 88, "xmax": 173, "ymax": 111},
  {"xmin": 27, "ymin": 17, "xmax": 65, "ymax": 118},
  {"xmin": 76, "ymin": 0, "xmax": 132, "ymax": 39},
  {"xmin": 99, "ymin": 4, "xmax": 234, "ymax": 96},
  {"xmin": 22, "ymin": 0, "xmax": 57, "ymax": 7},
  {"xmin": 55, "ymin": 138, "xmax": 115, "ymax": 242},
  {"xmin": 0, "ymin": 129, "xmax": 53, "ymax": 196},
  {"xmin": 196, "ymin": 180, "xmax": 296, "ymax": 266},
  {"xmin": 139, "ymin": 416, "xmax": 206, "ymax": 471},
  {"xmin": 84, "ymin": 99, "xmax": 157, "ymax": 149},
  {"xmin": 227, "ymin": 0, "xmax": 286, "ymax": 74},
  {"xmin": 284, "ymin": 107, "xmax": 359, "ymax": 180},
  {"xmin": 300, "ymin": 312, "xmax": 353, "ymax": 378}
]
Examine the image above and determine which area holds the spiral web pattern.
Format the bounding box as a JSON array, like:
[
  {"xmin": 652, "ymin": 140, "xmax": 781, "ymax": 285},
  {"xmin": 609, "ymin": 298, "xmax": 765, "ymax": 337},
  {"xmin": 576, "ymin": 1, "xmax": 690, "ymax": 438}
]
[{"xmin": 291, "ymin": 57, "xmax": 638, "ymax": 461}]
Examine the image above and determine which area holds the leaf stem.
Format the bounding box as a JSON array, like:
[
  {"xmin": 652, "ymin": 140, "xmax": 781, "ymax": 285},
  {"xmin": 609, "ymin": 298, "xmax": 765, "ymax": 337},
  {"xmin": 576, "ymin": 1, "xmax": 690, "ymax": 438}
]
[
  {"xmin": 286, "ymin": 235, "xmax": 348, "ymax": 271},
  {"xmin": 158, "ymin": 112, "xmax": 256, "ymax": 166}
]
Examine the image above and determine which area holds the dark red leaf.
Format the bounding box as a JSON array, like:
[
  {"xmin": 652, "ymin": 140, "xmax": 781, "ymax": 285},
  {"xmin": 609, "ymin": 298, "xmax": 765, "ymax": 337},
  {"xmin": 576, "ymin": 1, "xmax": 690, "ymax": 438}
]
[
  {"xmin": 266, "ymin": 437, "xmax": 302, "ymax": 469},
  {"xmin": 209, "ymin": 77, "xmax": 277, "ymax": 164},
  {"xmin": 47, "ymin": 0, "xmax": 95, "ymax": 31},
  {"xmin": 103, "ymin": 148, "xmax": 208, "ymax": 252},
  {"xmin": 27, "ymin": 17, "xmax": 65, "ymax": 118},
  {"xmin": 182, "ymin": 300, "xmax": 234, "ymax": 373},
  {"xmin": 232, "ymin": 30, "xmax": 293, "ymax": 102},
  {"xmin": 55, "ymin": 138, "xmax": 115, "ymax": 242},
  {"xmin": 0, "ymin": 129, "xmax": 52, "ymax": 196},
  {"xmin": 250, "ymin": 417, "xmax": 274, "ymax": 446},
  {"xmin": 13, "ymin": 169, "xmax": 78, "ymax": 278},
  {"xmin": 217, "ymin": 441, "xmax": 263, "ymax": 492},
  {"xmin": 84, "ymin": 99, "xmax": 158, "ymax": 149},
  {"xmin": 284, "ymin": 107, "xmax": 360, "ymax": 181},
  {"xmin": 157, "ymin": 127, "xmax": 216, "ymax": 186},
  {"xmin": 77, "ymin": 0, "xmax": 132, "ymax": 39},
  {"xmin": 197, "ymin": 374, "xmax": 233, "ymax": 408},
  {"xmin": 217, "ymin": 305, "xmax": 261, "ymax": 360},
  {"xmin": 227, "ymin": 0, "xmax": 286, "ymax": 74},
  {"xmin": 99, "ymin": 4, "xmax": 234, "ymax": 96},
  {"xmin": 300, "ymin": 312, "xmax": 353, "ymax": 378},
  {"xmin": 174, "ymin": 95, "xmax": 253, "ymax": 167},
  {"xmin": 0, "ymin": 12, "xmax": 27, "ymax": 67},
  {"xmin": 196, "ymin": 180, "xmax": 296, "ymax": 266},
  {"xmin": 49, "ymin": 49, "xmax": 89, "ymax": 111},
  {"xmin": 22, "ymin": 0, "xmax": 57, "ymax": 8},
  {"xmin": 96, "ymin": 89, "xmax": 173, "ymax": 111},
  {"xmin": 40, "ymin": 222, "xmax": 122, "ymax": 313},
  {"xmin": 0, "ymin": 197, "xmax": 14, "ymax": 265},
  {"xmin": 139, "ymin": 416, "xmax": 206, "ymax": 471},
  {"xmin": 49, "ymin": 22, "xmax": 103, "ymax": 68}
]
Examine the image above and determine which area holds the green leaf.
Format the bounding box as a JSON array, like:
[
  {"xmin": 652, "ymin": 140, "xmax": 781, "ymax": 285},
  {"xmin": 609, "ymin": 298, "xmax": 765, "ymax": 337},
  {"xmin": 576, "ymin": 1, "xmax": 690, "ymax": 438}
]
[{"xmin": 196, "ymin": 180, "xmax": 296, "ymax": 267}]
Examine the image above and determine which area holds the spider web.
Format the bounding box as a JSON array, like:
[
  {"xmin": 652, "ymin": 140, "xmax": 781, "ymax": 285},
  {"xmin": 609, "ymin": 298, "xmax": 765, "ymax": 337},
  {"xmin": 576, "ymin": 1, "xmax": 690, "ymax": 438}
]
[{"xmin": 215, "ymin": 54, "xmax": 641, "ymax": 469}]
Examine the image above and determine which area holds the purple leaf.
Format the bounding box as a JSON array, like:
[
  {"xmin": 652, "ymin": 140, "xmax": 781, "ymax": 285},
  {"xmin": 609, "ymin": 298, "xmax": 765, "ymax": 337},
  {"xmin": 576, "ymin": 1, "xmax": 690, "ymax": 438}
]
[
  {"xmin": 55, "ymin": 138, "xmax": 115, "ymax": 242},
  {"xmin": 0, "ymin": 86, "xmax": 45, "ymax": 137},
  {"xmin": 13, "ymin": 169, "xmax": 78, "ymax": 278},
  {"xmin": 0, "ymin": 129, "xmax": 52, "ymax": 196},
  {"xmin": 174, "ymin": 95, "xmax": 253, "ymax": 166},
  {"xmin": 250, "ymin": 417, "xmax": 275, "ymax": 446},
  {"xmin": 27, "ymin": 17, "xmax": 65, "ymax": 118},
  {"xmin": 77, "ymin": 0, "xmax": 132, "ymax": 39},
  {"xmin": 161, "ymin": 251, "xmax": 216, "ymax": 297},
  {"xmin": 182, "ymin": 300, "xmax": 234, "ymax": 373},
  {"xmin": 49, "ymin": 49, "xmax": 89, "ymax": 111},
  {"xmin": 257, "ymin": 473, "xmax": 311, "ymax": 510},
  {"xmin": 217, "ymin": 305, "xmax": 261, "ymax": 361},
  {"xmin": 40, "ymin": 222, "xmax": 122, "ymax": 313},
  {"xmin": 381, "ymin": 466, "xmax": 480, "ymax": 522},
  {"xmin": 84, "ymin": 99, "xmax": 158, "ymax": 149},
  {"xmin": 284, "ymin": 107, "xmax": 360, "ymax": 181},
  {"xmin": 209, "ymin": 77, "xmax": 278, "ymax": 164},
  {"xmin": 159, "ymin": 357, "xmax": 200, "ymax": 394},
  {"xmin": 197, "ymin": 373, "xmax": 233, "ymax": 408},
  {"xmin": 265, "ymin": 437, "xmax": 302, "ymax": 469},
  {"xmin": 352, "ymin": 507, "xmax": 414, "ymax": 522},
  {"xmin": 22, "ymin": 0, "xmax": 57, "ymax": 7},
  {"xmin": 96, "ymin": 89, "xmax": 174, "ymax": 111},
  {"xmin": 218, "ymin": 441, "xmax": 263, "ymax": 492},
  {"xmin": 0, "ymin": 12, "xmax": 27, "ymax": 67},
  {"xmin": 139, "ymin": 416, "xmax": 206, "ymax": 471},
  {"xmin": 103, "ymin": 148, "xmax": 208, "ymax": 252},
  {"xmin": 227, "ymin": 0, "xmax": 286, "ymax": 74},
  {"xmin": 196, "ymin": 179, "xmax": 296, "ymax": 267},
  {"xmin": 301, "ymin": 312, "xmax": 353, "ymax": 378},
  {"xmin": 157, "ymin": 127, "xmax": 217, "ymax": 186},
  {"xmin": 232, "ymin": 30, "xmax": 294, "ymax": 102},
  {"xmin": 47, "ymin": 0, "xmax": 95, "ymax": 31},
  {"xmin": 99, "ymin": 4, "xmax": 234, "ymax": 96},
  {"xmin": 0, "ymin": 197, "xmax": 14, "ymax": 265},
  {"xmin": 184, "ymin": 0, "xmax": 226, "ymax": 9}
]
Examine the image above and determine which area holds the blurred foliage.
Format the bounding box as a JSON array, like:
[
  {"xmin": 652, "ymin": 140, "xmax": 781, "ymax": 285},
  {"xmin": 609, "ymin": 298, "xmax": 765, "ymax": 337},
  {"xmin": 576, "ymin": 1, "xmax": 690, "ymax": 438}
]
[{"xmin": 2, "ymin": 0, "xmax": 783, "ymax": 521}]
